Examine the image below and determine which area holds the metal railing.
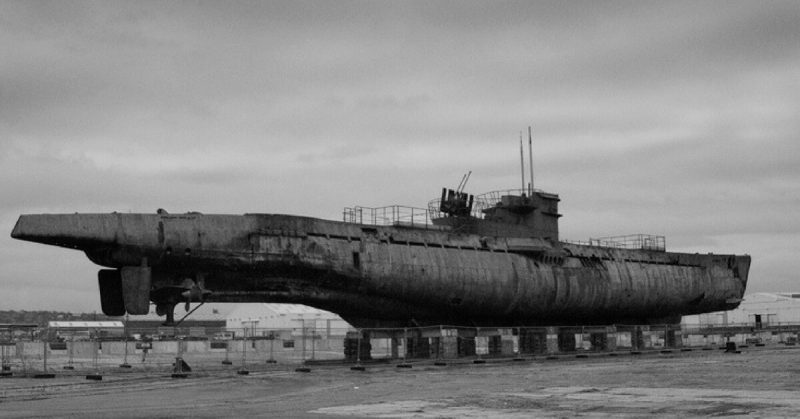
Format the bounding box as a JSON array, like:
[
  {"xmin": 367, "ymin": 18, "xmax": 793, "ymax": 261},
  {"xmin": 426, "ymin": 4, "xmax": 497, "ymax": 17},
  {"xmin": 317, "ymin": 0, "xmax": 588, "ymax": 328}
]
[
  {"xmin": 564, "ymin": 234, "xmax": 666, "ymax": 252},
  {"xmin": 683, "ymin": 321, "xmax": 800, "ymax": 334},
  {"xmin": 343, "ymin": 205, "xmax": 430, "ymax": 228}
]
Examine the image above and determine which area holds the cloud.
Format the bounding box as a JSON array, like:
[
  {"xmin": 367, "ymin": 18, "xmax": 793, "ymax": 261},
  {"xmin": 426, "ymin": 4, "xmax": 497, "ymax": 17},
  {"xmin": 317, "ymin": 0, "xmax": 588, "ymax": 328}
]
[{"xmin": 1, "ymin": 0, "xmax": 798, "ymax": 312}]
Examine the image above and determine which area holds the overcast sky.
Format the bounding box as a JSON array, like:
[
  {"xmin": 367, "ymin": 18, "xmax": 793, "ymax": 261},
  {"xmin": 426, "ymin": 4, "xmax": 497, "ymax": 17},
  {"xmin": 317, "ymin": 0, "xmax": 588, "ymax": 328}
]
[{"xmin": 1, "ymin": 0, "xmax": 798, "ymax": 313}]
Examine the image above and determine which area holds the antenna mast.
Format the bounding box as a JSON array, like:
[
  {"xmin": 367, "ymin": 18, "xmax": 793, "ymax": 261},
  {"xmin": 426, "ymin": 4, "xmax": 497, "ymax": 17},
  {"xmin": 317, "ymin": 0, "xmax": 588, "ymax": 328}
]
[
  {"xmin": 456, "ymin": 173, "xmax": 467, "ymax": 193},
  {"xmin": 528, "ymin": 126, "xmax": 534, "ymax": 196},
  {"xmin": 457, "ymin": 171, "xmax": 472, "ymax": 193}
]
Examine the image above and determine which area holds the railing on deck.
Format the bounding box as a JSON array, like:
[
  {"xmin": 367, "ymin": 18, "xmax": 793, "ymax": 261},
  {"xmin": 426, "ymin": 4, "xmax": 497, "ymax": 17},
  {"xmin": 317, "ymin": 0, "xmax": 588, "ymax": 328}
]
[
  {"xmin": 343, "ymin": 205, "xmax": 430, "ymax": 228},
  {"xmin": 564, "ymin": 234, "xmax": 666, "ymax": 252}
]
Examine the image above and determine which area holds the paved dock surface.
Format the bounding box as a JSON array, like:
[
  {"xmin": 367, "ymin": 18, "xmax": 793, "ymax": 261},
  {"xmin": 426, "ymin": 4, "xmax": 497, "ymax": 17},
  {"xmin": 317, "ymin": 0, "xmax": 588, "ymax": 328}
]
[{"xmin": 2, "ymin": 347, "xmax": 800, "ymax": 418}]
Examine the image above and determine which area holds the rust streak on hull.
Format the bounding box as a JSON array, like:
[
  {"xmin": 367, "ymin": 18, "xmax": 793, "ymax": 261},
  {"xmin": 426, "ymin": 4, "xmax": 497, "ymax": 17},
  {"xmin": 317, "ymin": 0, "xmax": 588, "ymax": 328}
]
[{"xmin": 11, "ymin": 212, "xmax": 749, "ymax": 328}]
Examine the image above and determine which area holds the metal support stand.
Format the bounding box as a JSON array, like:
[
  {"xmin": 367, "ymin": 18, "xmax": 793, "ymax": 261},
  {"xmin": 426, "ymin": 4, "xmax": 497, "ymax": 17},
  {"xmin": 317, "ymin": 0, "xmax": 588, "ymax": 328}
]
[{"xmin": 171, "ymin": 340, "xmax": 189, "ymax": 378}]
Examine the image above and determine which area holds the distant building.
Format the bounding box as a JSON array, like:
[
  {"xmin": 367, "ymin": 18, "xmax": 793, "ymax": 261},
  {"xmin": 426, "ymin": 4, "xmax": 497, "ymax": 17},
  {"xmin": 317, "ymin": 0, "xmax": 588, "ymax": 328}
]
[
  {"xmin": 226, "ymin": 303, "xmax": 352, "ymax": 338},
  {"xmin": 682, "ymin": 293, "xmax": 800, "ymax": 328},
  {"xmin": 0, "ymin": 324, "xmax": 39, "ymax": 341},
  {"xmin": 123, "ymin": 303, "xmax": 229, "ymax": 338},
  {"xmin": 48, "ymin": 321, "xmax": 124, "ymax": 340}
]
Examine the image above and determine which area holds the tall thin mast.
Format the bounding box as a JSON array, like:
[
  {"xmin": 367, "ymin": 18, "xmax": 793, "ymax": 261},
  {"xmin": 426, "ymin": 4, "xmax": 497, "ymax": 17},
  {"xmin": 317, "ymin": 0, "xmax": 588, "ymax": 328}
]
[
  {"xmin": 528, "ymin": 126, "xmax": 534, "ymax": 196},
  {"xmin": 456, "ymin": 172, "xmax": 468, "ymax": 193},
  {"xmin": 519, "ymin": 133, "xmax": 525, "ymax": 193}
]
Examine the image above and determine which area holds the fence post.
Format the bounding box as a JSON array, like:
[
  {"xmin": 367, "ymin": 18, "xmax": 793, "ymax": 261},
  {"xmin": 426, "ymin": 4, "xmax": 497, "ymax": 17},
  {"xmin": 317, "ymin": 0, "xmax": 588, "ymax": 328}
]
[
  {"xmin": 311, "ymin": 325, "xmax": 316, "ymax": 361},
  {"xmin": 42, "ymin": 340, "xmax": 48, "ymax": 372},
  {"xmin": 356, "ymin": 330, "xmax": 361, "ymax": 364},
  {"xmin": 238, "ymin": 331, "xmax": 249, "ymax": 375},
  {"xmin": 0, "ymin": 341, "xmax": 10, "ymax": 377},
  {"xmin": 33, "ymin": 333, "xmax": 55, "ymax": 379},
  {"xmin": 120, "ymin": 334, "xmax": 131, "ymax": 368},
  {"xmin": 266, "ymin": 331, "xmax": 276, "ymax": 364},
  {"xmin": 222, "ymin": 339, "xmax": 232, "ymax": 365},
  {"xmin": 397, "ymin": 328, "xmax": 411, "ymax": 368},
  {"xmin": 64, "ymin": 339, "xmax": 75, "ymax": 370},
  {"xmin": 350, "ymin": 328, "xmax": 366, "ymax": 371},
  {"xmin": 513, "ymin": 327, "xmax": 525, "ymax": 361},
  {"xmin": 295, "ymin": 325, "xmax": 312, "ymax": 373},
  {"xmin": 86, "ymin": 335, "xmax": 102, "ymax": 380},
  {"xmin": 301, "ymin": 324, "xmax": 307, "ymax": 362},
  {"xmin": 434, "ymin": 325, "xmax": 447, "ymax": 366},
  {"xmin": 474, "ymin": 327, "xmax": 486, "ymax": 364},
  {"xmin": 403, "ymin": 328, "xmax": 408, "ymax": 363}
]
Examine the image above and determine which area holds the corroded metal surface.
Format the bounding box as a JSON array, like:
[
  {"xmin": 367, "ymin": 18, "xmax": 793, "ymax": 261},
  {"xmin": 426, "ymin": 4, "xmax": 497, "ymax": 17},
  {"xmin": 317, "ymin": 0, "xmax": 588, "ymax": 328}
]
[{"xmin": 11, "ymin": 206, "xmax": 749, "ymax": 328}]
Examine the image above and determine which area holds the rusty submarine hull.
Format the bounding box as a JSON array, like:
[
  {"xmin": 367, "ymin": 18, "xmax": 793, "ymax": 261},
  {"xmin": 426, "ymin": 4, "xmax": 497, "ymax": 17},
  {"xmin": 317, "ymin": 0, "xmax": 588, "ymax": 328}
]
[{"xmin": 10, "ymin": 183, "xmax": 750, "ymax": 328}]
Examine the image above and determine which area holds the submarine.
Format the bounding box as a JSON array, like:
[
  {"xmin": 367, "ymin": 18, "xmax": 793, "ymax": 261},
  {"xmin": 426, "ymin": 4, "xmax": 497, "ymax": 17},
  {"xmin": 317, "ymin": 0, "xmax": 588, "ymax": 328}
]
[{"xmin": 10, "ymin": 142, "xmax": 750, "ymax": 328}]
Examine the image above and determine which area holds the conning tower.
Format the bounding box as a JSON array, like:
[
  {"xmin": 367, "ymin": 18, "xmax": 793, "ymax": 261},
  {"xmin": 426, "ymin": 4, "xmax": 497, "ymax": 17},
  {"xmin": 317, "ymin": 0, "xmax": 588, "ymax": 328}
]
[
  {"xmin": 428, "ymin": 127, "xmax": 561, "ymax": 240},
  {"xmin": 429, "ymin": 187, "xmax": 561, "ymax": 240}
]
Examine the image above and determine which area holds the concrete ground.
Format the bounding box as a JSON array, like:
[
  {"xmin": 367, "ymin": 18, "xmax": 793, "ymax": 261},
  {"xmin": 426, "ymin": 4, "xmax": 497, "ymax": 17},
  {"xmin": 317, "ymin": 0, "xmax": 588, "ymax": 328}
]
[{"xmin": 2, "ymin": 346, "xmax": 800, "ymax": 418}]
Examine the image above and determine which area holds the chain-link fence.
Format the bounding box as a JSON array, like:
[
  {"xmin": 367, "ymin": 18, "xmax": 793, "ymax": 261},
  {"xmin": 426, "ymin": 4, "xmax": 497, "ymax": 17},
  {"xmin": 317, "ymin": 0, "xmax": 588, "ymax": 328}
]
[{"xmin": 1, "ymin": 323, "xmax": 796, "ymax": 378}]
